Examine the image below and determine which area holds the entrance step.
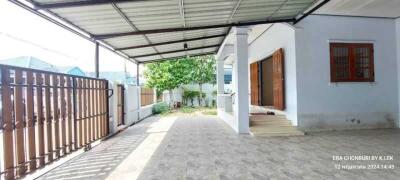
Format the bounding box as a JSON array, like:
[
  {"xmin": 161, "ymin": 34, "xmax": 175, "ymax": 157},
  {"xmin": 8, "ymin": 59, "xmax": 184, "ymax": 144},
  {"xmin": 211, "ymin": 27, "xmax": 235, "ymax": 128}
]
[
  {"xmin": 249, "ymin": 115, "xmax": 304, "ymax": 137},
  {"xmin": 250, "ymin": 120, "xmax": 292, "ymax": 126},
  {"xmin": 250, "ymin": 115, "xmax": 287, "ymax": 121}
]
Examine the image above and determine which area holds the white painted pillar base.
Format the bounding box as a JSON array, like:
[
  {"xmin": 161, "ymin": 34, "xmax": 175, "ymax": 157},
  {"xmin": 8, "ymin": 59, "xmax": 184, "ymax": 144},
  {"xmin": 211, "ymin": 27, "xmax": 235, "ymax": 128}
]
[
  {"xmin": 110, "ymin": 83, "xmax": 119, "ymax": 134},
  {"xmin": 396, "ymin": 18, "xmax": 400, "ymax": 128},
  {"xmin": 233, "ymin": 27, "xmax": 249, "ymax": 134}
]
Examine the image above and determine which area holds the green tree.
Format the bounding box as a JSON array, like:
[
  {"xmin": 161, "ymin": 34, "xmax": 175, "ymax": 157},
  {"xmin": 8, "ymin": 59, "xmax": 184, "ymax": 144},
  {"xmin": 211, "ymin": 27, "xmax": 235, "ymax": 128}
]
[
  {"xmin": 189, "ymin": 55, "xmax": 216, "ymax": 106},
  {"xmin": 144, "ymin": 59, "xmax": 193, "ymax": 105},
  {"xmin": 144, "ymin": 55, "xmax": 216, "ymax": 107}
]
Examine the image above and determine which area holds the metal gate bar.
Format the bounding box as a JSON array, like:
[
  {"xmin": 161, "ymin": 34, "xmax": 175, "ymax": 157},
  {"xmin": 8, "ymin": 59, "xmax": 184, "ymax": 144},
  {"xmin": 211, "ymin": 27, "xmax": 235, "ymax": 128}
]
[{"xmin": 0, "ymin": 65, "xmax": 111, "ymax": 179}]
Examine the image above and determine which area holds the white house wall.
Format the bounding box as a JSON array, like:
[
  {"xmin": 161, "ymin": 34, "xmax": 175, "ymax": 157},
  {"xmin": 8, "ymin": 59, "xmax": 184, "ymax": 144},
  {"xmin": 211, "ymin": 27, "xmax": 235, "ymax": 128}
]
[
  {"xmin": 295, "ymin": 15, "xmax": 399, "ymax": 130},
  {"xmin": 125, "ymin": 85, "xmax": 140, "ymax": 125},
  {"xmin": 248, "ymin": 23, "xmax": 298, "ymax": 125}
]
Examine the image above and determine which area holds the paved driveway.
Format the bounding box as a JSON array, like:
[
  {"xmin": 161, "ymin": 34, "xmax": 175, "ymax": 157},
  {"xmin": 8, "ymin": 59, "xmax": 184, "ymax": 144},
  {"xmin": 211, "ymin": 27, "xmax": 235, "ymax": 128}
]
[{"xmin": 38, "ymin": 114, "xmax": 400, "ymax": 180}]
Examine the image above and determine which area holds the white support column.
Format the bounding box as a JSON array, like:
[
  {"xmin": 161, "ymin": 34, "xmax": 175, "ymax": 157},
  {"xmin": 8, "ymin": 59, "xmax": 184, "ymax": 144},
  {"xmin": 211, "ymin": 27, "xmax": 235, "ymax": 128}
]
[
  {"xmin": 216, "ymin": 58, "xmax": 225, "ymax": 109},
  {"xmin": 396, "ymin": 18, "xmax": 400, "ymax": 128},
  {"xmin": 110, "ymin": 83, "xmax": 119, "ymax": 134},
  {"xmin": 233, "ymin": 27, "xmax": 249, "ymax": 134},
  {"xmin": 153, "ymin": 88, "xmax": 157, "ymax": 104}
]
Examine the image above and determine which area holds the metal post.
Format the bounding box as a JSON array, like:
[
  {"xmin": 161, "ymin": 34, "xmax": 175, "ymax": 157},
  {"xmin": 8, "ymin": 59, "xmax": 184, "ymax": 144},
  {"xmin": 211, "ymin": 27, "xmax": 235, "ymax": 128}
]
[
  {"xmin": 105, "ymin": 81, "xmax": 110, "ymax": 135},
  {"xmin": 95, "ymin": 42, "xmax": 99, "ymax": 78},
  {"xmin": 72, "ymin": 77, "xmax": 78, "ymax": 149}
]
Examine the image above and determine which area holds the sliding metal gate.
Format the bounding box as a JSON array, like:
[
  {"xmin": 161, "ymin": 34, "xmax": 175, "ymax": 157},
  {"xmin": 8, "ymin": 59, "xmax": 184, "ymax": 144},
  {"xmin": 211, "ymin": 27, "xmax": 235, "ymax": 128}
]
[
  {"xmin": 0, "ymin": 65, "xmax": 110, "ymax": 179},
  {"xmin": 116, "ymin": 84, "xmax": 125, "ymax": 126}
]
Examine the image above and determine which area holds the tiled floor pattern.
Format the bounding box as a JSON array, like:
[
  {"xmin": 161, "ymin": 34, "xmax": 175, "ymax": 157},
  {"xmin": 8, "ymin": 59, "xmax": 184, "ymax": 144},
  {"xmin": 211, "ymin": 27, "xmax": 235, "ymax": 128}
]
[{"xmin": 38, "ymin": 114, "xmax": 400, "ymax": 180}]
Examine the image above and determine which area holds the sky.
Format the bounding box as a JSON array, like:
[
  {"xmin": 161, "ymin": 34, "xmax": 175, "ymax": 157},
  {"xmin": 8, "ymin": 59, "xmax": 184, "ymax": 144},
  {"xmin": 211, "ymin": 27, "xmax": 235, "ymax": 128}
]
[{"xmin": 0, "ymin": 0, "xmax": 136, "ymax": 75}]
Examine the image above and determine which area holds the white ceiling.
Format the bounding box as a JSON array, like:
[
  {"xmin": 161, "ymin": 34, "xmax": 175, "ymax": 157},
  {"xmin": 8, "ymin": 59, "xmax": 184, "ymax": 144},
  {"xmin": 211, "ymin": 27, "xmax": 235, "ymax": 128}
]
[{"xmin": 316, "ymin": 0, "xmax": 400, "ymax": 18}]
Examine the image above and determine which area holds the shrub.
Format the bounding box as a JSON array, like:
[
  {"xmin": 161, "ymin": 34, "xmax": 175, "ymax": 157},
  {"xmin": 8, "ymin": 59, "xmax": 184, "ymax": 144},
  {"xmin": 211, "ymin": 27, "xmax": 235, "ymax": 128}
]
[{"xmin": 152, "ymin": 102, "xmax": 170, "ymax": 114}]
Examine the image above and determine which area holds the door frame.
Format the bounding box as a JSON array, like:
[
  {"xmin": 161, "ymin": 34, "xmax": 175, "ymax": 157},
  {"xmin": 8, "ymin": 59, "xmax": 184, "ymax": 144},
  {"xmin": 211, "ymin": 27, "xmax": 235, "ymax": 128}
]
[
  {"xmin": 272, "ymin": 48, "xmax": 285, "ymax": 110},
  {"xmin": 250, "ymin": 62, "xmax": 261, "ymax": 106},
  {"xmin": 250, "ymin": 48, "xmax": 285, "ymax": 110}
]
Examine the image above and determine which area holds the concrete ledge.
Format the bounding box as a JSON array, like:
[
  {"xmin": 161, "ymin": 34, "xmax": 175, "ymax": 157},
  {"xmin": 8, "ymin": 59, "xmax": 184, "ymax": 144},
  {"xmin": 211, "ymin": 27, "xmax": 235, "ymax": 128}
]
[
  {"xmin": 139, "ymin": 104, "xmax": 154, "ymax": 120},
  {"xmin": 218, "ymin": 109, "xmax": 237, "ymax": 132}
]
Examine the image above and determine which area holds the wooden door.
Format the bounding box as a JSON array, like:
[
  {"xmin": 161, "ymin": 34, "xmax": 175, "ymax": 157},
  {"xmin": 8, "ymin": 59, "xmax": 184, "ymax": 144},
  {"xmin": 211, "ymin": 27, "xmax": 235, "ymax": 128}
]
[
  {"xmin": 250, "ymin": 62, "xmax": 260, "ymax": 105},
  {"xmin": 272, "ymin": 48, "xmax": 285, "ymax": 110}
]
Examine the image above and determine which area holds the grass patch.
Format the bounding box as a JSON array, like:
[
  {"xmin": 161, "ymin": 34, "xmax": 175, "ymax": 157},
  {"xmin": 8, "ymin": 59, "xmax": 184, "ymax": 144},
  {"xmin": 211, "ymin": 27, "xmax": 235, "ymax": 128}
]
[
  {"xmin": 202, "ymin": 110, "xmax": 217, "ymax": 115},
  {"xmin": 180, "ymin": 106, "xmax": 197, "ymax": 113},
  {"xmin": 156, "ymin": 105, "xmax": 217, "ymax": 117}
]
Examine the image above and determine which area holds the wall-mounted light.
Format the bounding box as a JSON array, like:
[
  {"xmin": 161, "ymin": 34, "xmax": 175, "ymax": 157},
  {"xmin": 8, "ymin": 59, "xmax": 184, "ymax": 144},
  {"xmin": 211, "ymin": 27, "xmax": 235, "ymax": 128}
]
[{"xmin": 183, "ymin": 43, "xmax": 188, "ymax": 50}]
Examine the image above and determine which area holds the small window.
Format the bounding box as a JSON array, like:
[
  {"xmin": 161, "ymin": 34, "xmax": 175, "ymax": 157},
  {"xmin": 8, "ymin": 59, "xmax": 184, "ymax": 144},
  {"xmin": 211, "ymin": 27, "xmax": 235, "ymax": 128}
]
[{"xmin": 330, "ymin": 43, "xmax": 374, "ymax": 82}]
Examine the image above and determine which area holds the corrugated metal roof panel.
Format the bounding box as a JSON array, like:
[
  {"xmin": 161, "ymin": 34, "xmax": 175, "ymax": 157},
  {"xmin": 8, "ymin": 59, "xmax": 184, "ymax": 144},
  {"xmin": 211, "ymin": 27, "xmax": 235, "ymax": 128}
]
[
  {"xmin": 155, "ymin": 43, "xmax": 184, "ymax": 52},
  {"xmin": 36, "ymin": 0, "xmax": 81, "ymax": 4},
  {"xmin": 103, "ymin": 36, "xmax": 149, "ymax": 48},
  {"xmin": 50, "ymin": 4, "xmax": 132, "ymax": 34},
  {"xmin": 29, "ymin": 0, "xmax": 319, "ymax": 62},
  {"xmin": 135, "ymin": 55, "xmax": 163, "ymax": 62},
  {"xmin": 122, "ymin": 47, "xmax": 157, "ymax": 57}
]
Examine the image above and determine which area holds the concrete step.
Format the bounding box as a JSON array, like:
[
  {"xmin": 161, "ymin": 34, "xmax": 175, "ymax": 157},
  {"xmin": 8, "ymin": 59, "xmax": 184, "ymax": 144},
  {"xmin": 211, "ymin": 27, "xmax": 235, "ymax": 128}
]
[
  {"xmin": 250, "ymin": 117, "xmax": 289, "ymax": 122},
  {"xmin": 250, "ymin": 131, "xmax": 305, "ymax": 137},
  {"xmin": 250, "ymin": 114, "xmax": 286, "ymax": 118},
  {"xmin": 250, "ymin": 116, "xmax": 287, "ymax": 121},
  {"xmin": 249, "ymin": 114, "xmax": 305, "ymax": 137},
  {"xmin": 250, "ymin": 126, "xmax": 301, "ymax": 133},
  {"xmin": 250, "ymin": 120, "xmax": 292, "ymax": 126},
  {"xmin": 250, "ymin": 126, "xmax": 305, "ymax": 136}
]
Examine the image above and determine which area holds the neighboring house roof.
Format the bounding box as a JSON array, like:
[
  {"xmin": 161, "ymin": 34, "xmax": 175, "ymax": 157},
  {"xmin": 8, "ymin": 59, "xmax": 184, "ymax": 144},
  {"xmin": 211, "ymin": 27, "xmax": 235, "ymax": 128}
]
[
  {"xmin": 0, "ymin": 56, "xmax": 86, "ymax": 76},
  {"xmin": 57, "ymin": 66, "xmax": 86, "ymax": 76},
  {"xmin": 1, "ymin": 57, "xmax": 140, "ymax": 84},
  {"xmin": 87, "ymin": 72, "xmax": 137, "ymax": 85},
  {"xmin": 0, "ymin": 56, "xmax": 56, "ymax": 72}
]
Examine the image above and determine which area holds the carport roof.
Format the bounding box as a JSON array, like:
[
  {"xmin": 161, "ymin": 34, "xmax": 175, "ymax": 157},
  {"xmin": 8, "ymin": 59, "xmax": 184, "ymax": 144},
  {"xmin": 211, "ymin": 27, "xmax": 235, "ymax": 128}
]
[{"xmin": 11, "ymin": 0, "xmax": 329, "ymax": 63}]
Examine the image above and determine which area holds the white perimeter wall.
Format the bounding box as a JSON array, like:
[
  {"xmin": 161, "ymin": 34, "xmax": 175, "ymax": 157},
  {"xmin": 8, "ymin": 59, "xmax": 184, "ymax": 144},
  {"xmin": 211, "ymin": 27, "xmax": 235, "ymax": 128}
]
[
  {"xmin": 109, "ymin": 84, "xmax": 154, "ymax": 134},
  {"xmin": 295, "ymin": 15, "xmax": 399, "ymax": 130},
  {"xmin": 163, "ymin": 83, "xmax": 219, "ymax": 107},
  {"xmin": 248, "ymin": 23, "xmax": 299, "ymax": 125}
]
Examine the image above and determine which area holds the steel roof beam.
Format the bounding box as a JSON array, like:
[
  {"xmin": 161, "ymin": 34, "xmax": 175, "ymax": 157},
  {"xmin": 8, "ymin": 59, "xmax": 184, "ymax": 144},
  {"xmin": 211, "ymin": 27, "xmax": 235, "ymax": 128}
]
[
  {"xmin": 141, "ymin": 52, "xmax": 215, "ymax": 64},
  {"xmin": 94, "ymin": 18, "xmax": 295, "ymax": 39},
  {"xmin": 130, "ymin": 44, "xmax": 220, "ymax": 59},
  {"xmin": 35, "ymin": 0, "xmax": 143, "ymax": 9},
  {"xmin": 111, "ymin": 3, "xmax": 163, "ymax": 58},
  {"xmin": 116, "ymin": 34, "xmax": 226, "ymax": 51},
  {"xmin": 294, "ymin": 0, "xmax": 331, "ymax": 24}
]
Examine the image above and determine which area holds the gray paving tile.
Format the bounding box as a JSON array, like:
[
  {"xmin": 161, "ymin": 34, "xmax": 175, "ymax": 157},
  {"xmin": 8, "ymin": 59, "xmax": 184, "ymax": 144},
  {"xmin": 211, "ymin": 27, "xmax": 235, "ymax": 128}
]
[{"xmin": 38, "ymin": 115, "xmax": 400, "ymax": 180}]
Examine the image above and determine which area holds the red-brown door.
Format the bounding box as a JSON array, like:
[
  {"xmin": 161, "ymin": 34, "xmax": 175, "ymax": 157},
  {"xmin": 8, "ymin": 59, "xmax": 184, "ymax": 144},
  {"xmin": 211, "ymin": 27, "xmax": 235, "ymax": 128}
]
[
  {"xmin": 272, "ymin": 48, "xmax": 285, "ymax": 110},
  {"xmin": 250, "ymin": 62, "xmax": 260, "ymax": 105}
]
